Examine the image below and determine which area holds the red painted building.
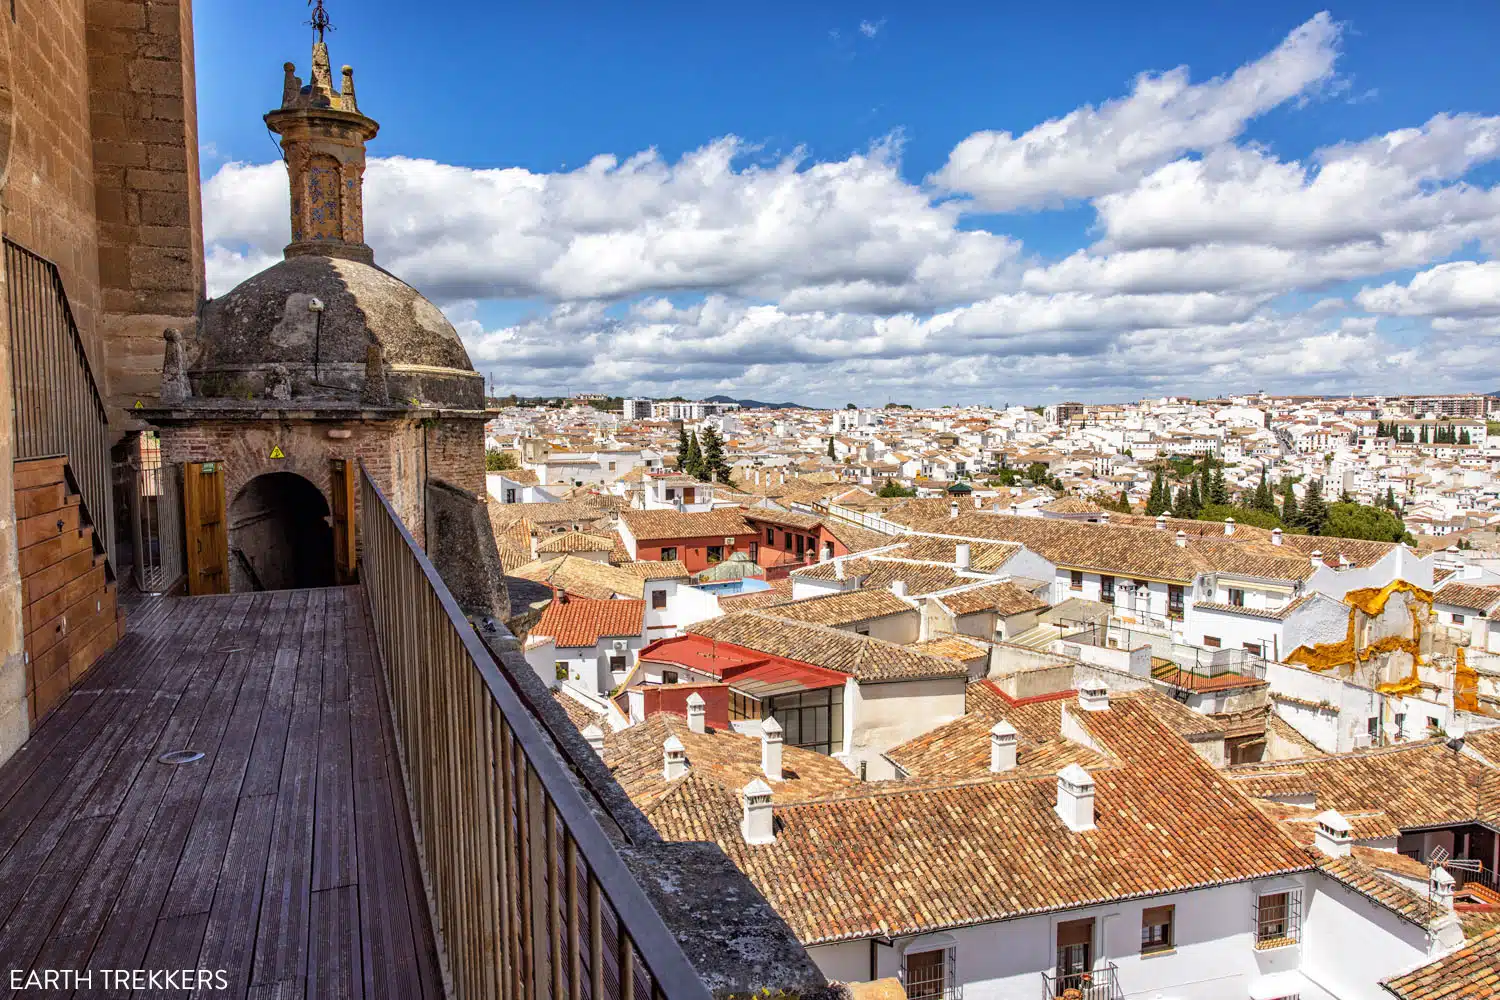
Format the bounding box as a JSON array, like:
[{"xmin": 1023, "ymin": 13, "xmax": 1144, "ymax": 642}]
[
  {"xmin": 619, "ymin": 509, "xmax": 759, "ymax": 574},
  {"xmin": 741, "ymin": 509, "xmax": 878, "ymax": 579}
]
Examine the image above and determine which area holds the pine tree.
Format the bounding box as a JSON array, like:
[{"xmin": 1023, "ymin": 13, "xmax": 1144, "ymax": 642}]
[
  {"xmin": 1174, "ymin": 484, "xmax": 1191, "ymax": 518},
  {"xmin": 1252, "ymin": 471, "xmax": 1275, "ymax": 514},
  {"xmin": 1281, "ymin": 480, "xmax": 1299, "ymax": 526},
  {"xmin": 1146, "ymin": 471, "xmax": 1167, "ymax": 516},
  {"xmin": 685, "ymin": 432, "xmax": 704, "ymax": 479},
  {"xmin": 1385, "ymin": 486, "xmax": 1397, "ymax": 510},
  {"xmin": 701, "ymin": 427, "xmax": 730, "ymax": 483},
  {"xmin": 1211, "ymin": 467, "xmax": 1228, "ymax": 506},
  {"xmin": 1188, "ymin": 477, "xmax": 1201, "ymax": 516},
  {"xmin": 1299, "ymin": 479, "xmax": 1327, "ymax": 535}
]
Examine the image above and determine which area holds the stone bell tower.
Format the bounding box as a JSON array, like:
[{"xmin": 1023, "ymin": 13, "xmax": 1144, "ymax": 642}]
[
  {"xmin": 141, "ymin": 4, "xmax": 506, "ymax": 618},
  {"xmin": 266, "ymin": 26, "xmax": 378, "ymax": 264}
]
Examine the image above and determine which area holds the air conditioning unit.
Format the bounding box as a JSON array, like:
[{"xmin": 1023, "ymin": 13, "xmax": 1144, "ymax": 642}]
[
  {"xmin": 724, "ymin": 536, "xmax": 736, "ymax": 546},
  {"xmin": 612, "ymin": 639, "xmax": 629, "ymax": 653}
]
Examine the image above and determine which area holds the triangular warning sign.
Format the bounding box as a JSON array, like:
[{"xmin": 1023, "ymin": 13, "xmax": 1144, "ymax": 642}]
[
  {"xmin": 133, "ymin": 400, "xmax": 144, "ymax": 409},
  {"xmin": 269, "ymin": 445, "xmax": 286, "ymax": 460}
]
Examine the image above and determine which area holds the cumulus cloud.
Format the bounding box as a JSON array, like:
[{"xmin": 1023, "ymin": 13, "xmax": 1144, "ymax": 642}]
[
  {"xmin": 1356, "ymin": 260, "xmax": 1500, "ymax": 318},
  {"xmin": 199, "ymin": 9, "xmax": 1500, "ymax": 404},
  {"xmin": 930, "ymin": 12, "xmax": 1341, "ymax": 212},
  {"xmin": 203, "ymin": 138, "xmax": 1022, "ymax": 312}
]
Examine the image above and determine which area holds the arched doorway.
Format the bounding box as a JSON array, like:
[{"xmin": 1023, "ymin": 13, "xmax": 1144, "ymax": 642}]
[{"xmin": 228, "ymin": 472, "xmax": 335, "ymax": 591}]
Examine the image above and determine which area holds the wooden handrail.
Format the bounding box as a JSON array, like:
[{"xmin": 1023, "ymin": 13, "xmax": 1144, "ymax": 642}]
[{"xmin": 358, "ymin": 465, "xmax": 710, "ymax": 1000}]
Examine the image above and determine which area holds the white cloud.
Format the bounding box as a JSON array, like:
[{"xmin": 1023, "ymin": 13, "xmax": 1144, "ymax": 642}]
[
  {"xmin": 1356, "ymin": 260, "xmax": 1500, "ymax": 318},
  {"xmin": 930, "ymin": 12, "xmax": 1341, "ymax": 212},
  {"xmin": 859, "ymin": 19, "xmax": 885, "ymax": 38}
]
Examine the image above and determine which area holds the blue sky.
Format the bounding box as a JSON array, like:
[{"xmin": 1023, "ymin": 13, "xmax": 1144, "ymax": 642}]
[{"xmin": 195, "ymin": 3, "xmax": 1500, "ymax": 406}]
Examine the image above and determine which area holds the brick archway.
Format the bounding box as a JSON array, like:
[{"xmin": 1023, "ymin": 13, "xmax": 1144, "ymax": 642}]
[{"xmin": 227, "ymin": 471, "xmax": 335, "ymax": 592}]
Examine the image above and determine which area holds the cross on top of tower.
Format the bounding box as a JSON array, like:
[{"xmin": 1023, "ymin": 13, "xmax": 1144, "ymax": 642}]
[{"xmin": 307, "ymin": 0, "xmax": 333, "ymax": 43}]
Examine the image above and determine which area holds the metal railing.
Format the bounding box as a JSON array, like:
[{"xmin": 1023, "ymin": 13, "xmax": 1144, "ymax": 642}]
[
  {"xmin": 1041, "ymin": 963, "xmax": 1122, "ymax": 1000},
  {"xmin": 358, "ymin": 466, "xmax": 710, "ymax": 1000},
  {"xmin": 1453, "ymin": 863, "xmax": 1500, "ymax": 896},
  {"xmin": 126, "ymin": 432, "xmax": 183, "ymax": 594},
  {"xmin": 6, "ymin": 238, "xmax": 115, "ymax": 565}
]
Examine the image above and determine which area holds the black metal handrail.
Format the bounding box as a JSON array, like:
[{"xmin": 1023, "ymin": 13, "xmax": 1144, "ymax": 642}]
[
  {"xmin": 6, "ymin": 238, "xmax": 115, "ymax": 564},
  {"xmin": 358, "ymin": 465, "xmax": 710, "ymax": 1000},
  {"xmin": 1041, "ymin": 963, "xmax": 1123, "ymax": 1000}
]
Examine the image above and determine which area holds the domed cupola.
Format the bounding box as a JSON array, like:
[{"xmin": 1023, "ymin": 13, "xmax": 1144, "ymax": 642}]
[{"xmin": 166, "ymin": 10, "xmax": 483, "ymax": 412}]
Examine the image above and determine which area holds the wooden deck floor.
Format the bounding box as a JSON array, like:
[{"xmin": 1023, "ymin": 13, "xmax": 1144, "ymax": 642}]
[{"xmin": 0, "ymin": 587, "xmax": 444, "ymax": 999}]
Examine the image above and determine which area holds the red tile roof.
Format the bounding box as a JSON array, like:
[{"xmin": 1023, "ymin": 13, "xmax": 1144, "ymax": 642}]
[
  {"xmin": 1381, "ymin": 926, "xmax": 1500, "ymax": 999},
  {"xmin": 532, "ymin": 597, "xmax": 645, "ymax": 648}
]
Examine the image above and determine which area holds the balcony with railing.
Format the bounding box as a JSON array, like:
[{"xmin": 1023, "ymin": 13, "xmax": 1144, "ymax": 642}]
[
  {"xmin": 0, "ymin": 465, "xmax": 825, "ymax": 998},
  {"xmin": 1041, "ymin": 963, "xmax": 1123, "ymax": 1000}
]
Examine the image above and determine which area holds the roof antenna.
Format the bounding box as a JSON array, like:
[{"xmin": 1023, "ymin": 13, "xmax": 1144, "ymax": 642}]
[{"xmin": 307, "ymin": 0, "xmax": 333, "ymax": 42}]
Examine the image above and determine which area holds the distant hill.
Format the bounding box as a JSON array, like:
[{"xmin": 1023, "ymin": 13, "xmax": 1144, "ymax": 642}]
[{"xmin": 704, "ymin": 394, "xmax": 807, "ymax": 410}]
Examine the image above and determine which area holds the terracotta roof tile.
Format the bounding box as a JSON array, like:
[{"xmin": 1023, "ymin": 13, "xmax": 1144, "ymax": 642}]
[
  {"xmin": 762, "ymin": 589, "xmax": 916, "ymax": 627},
  {"xmin": 535, "ymin": 530, "xmax": 616, "ymax": 554},
  {"xmin": 621, "ymin": 508, "xmax": 754, "ymax": 541},
  {"xmin": 533, "ymin": 597, "xmax": 645, "ymax": 647},
  {"xmin": 509, "ymin": 554, "xmax": 648, "ymax": 600},
  {"xmin": 689, "ymin": 612, "xmax": 968, "ymax": 683},
  {"xmin": 1434, "ymin": 581, "xmax": 1500, "ymax": 614},
  {"xmin": 1381, "ymin": 926, "xmax": 1500, "ymax": 999},
  {"xmin": 938, "ymin": 581, "xmax": 1049, "ymax": 617}
]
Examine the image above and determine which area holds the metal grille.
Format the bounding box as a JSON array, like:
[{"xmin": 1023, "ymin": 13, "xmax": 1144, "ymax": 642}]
[
  {"xmin": 1254, "ymin": 888, "xmax": 1303, "ymax": 948},
  {"xmin": 127, "ymin": 432, "xmax": 183, "ymax": 594},
  {"xmin": 1041, "ymin": 962, "xmax": 1122, "ymax": 1000},
  {"xmin": 903, "ymin": 947, "xmax": 960, "ymax": 1000},
  {"xmin": 5, "ymin": 238, "xmax": 115, "ymax": 564}
]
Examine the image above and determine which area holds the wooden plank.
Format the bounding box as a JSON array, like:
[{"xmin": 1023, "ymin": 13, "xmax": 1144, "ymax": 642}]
[
  {"xmin": 307, "ymin": 884, "xmax": 362, "ymax": 1000},
  {"xmin": 314, "ymin": 590, "xmax": 357, "ymax": 893},
  {"xmin": 15, "ymin": 482, "xmax": 71, "ymax": 519},
  {"xmin": 193, "ymin": 791, "xmax": 278, "ymax": 996},
  {"xmin": 25, "ymin": 563, "xmax": 105, "ymax": 646},
  {"xmin": 13, "ymin": 457, "xmax": 67, "ymax": 491},
  {"xmin": 18, "ymin": 524, "xmax": 93, "ymax": 578},
  {"xmin": 135, "ymin": 911, "xmax": 209, "ymax": 996},
  {"xmin": 23, "ymin": 546, "xmax": 99, "ymax": 607},
  {"xmin": 239, "ymin": 591, "xmax": 310, "ymax": 798},
  {"xmin": 18, "ymin": 502, "xmax": 80, "ymax": 549}
]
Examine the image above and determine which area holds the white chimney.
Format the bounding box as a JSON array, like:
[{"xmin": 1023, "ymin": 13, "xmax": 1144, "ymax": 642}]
[
  {"xmin": 761, "ymin": 715, "xmax": 784, "ymax": 782},
  {"xmin": 1078, "ymin": 681, "xmax": 1109, "ymax": 712},
  {"xmin": 955, "ymin": 542, "xmax": 971, "ymax": 570},
  {"xmin": 741, "ymin": 778, "xmax": 775, "ymax": 844},
  {"xmin": 583, "ymin": 723, "xmax": 605, "ymax": 758},
  {"xmin": 989, "ymin": 720, "xmax": 1018, "ymax": 772},
  {"xmin": 949, "ymin": 500, "xmax": 959, "ymax": 520},
  {"xmin": 1099, "ymin": 511, "xmax": 1110, "ymax": 524},
  {"xmin": 1175, "ymin": 530, "xmax": 1187, "ymax": 548},
  {"xmin": 835, "ymin": 559, "xmax": 846, "ymax": 581},
  {"xmin": 991, "ymin": 501, "xmax": 1002, "ymax": 513},
  {"xmin": 1310, "ymin": 550, "xmax": 1324, "ymax": 569},
  {"xmin": 1271, "ymin": 527, "xmax": 1283, "ymax": 546},
  {"xmin": 686, "ymin": 692, "xmax": 706, "ymax": 734},
  {"xmin": 663, "ymin": 735, "xmax": 687, "ymax": 780},
  {"xmin": 1430, "ymin": 866, "xmax": 1456, "ymax": 911},
  {"xmin": 1224, "ymin": 517, "xmax": 1236, "ymax": 536},
  {"xmin": 890, "ymin": 579, "xmax": 908, "ymax": 598},
  {"xmin": 1313, "ymin": 810, "xmax": 1352, "ymax": 859},
  {"xmin": 1156, "ymin": 514, "xmax": 1167, "ymax": 531},
  {"xmin": 1055, "ymin": 764, "xmax": 1096, "ymax": 832},
  {"xmin": 1009, "ymin": 503, "xmax": 1020, "ymax": 515}
]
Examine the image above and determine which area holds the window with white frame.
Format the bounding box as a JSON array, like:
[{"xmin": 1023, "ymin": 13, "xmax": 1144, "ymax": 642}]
[
  {"xmin": 902, "ymin": 947, "xmax": 958, "ymax": 1000},
  {"xmin": 1255, "ymin": 888, "xmax": 1302, "ymax": 948}
]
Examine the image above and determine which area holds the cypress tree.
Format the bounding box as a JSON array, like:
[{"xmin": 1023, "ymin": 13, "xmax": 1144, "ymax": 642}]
[
  {"xmin": 676, "ymin": 426, "xmax": 690, "ymax": 471},
  {"xmin": 1281, "ymin": 480, "xmax": 1299, "ymax": 526},
  {"xmin": 1188, "ymin": 477, "xmax": 1201, "ymax": 516},
  {"xmin": 685, "ymin": 432, "xmax": 704, "ymax": 479},
  {"xmin": 1461, "ymin": 428, "xmax": 1471, "ymax": 445},
  {"xmin": 1146, "ymin": 471, "xmax": 1168, "ymax": 516},
  {"xmin": 827, "ymin": 436, "xmax": 836, "ymax": 459},
  {"xmin": 1117, "ymin": 488, "xmax": 1131, "ymax": 513},
  {"xmin": 1211, "ymin": 467, "xmax": 1228, "ymax": 506},
  {"xmin": 1420, "ymin": 424, "xmax": 1429, "ymax": 444},
  {"xmin": 1253, "ymin": 471, "xmax": 1275, "ymax": 514},
  {"xmin": 1174, "ymin": 484, "xmax": 1192, "ymax": 518},
  {"xmin": 1385, "ymin": 486, "xmax": 1397, "ymax": 510},
  {"xmin": 1299, "ymin": 479, "xmax": 1327, "ymax": 534}
]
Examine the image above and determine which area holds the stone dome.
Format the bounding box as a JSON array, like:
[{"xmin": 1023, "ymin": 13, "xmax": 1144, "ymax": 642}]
[{"xmin": 186, "ymin": 255, "xmax": 483, "ymax": 409}]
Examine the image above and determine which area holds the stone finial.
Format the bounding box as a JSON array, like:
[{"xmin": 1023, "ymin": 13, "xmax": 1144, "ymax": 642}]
[
  {"xmin": 362, "ymin": 342, "xmax": 389, "ymax": 405},
  {"xmin": 267, "ymin": 364, "xmax": 293, "ymax": 402},
  {"xmin": 340, "ymin": 65, "xmax": 359, "ymax": 112},
  {"xmin": 161, "ymin": 328, "xmax": 190, "ymax": 403},
  {"xmin": 281, "ymin": 62, "xmax": 303, "ymax": 108}
]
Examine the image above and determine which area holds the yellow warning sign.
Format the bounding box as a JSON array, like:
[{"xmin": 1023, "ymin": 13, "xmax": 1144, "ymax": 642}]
[
  {"xmin": 133, "ymin": 400, "xmax": 144, "ymax": 409},
  {"xmin": 269, "ymin": 445, "xmax": 286, "ymax": 460}
]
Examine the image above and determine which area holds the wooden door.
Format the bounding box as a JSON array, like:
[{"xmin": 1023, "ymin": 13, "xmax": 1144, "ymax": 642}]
[
  {"xmin": 1056, "ymin": 918, "xmax": 1094, "ymax": 986},
  {"xmin": 330, "ymin": 457, "xmax": 356, "ymax": 584},
  {"xmin": 182, "ymin": 461, "xmax": 227, "ymax": 595}
]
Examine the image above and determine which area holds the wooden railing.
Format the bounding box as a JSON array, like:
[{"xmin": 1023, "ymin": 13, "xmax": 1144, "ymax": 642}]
[
  {"xmin": 359, "ymin": 466, "xmax": 710, "ymax": 1000},
  {"xmin": 5, "ymin": 239, "xmax": 115, "ymax": 567}
]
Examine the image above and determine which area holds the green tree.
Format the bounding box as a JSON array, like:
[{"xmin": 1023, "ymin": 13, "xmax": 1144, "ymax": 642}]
[
  {"xmin": 700, "ymin": 426, "xmax": 731, "ymax": 483},
  {"xmin": 827, "ymin": 436, "xmax": 837, "ymax": 459},
  {"xmin": 1197, "ymin": 504, "xmax": 1284, "ymax": 530},
  {"xmin": 1321, "ymin": 502, "xmax": 1414, "ymax": 544},
  {"xmin": 845, "ymin": 403, "xmax": 857, "ymax": 410},
  {"xmin": 1298, "ymin": 479, "xmax": 1327, "ymax": 534},
  {"xmin": 1146, "ymin": 471, "xmax": 1169, "ymax": 516},
  {"xmin": 1460, "ymin": 428, "xmax": 1471, "ymax": 445},
  {"xmin": 876, "ymin": 479, "xmax": 916, "ymax": 498},
  {"xmin": 1025, "ymin": 462, "xmax": 1052, "ymax": 485},
  {"xmin": 684, "ymin": 432, "xmax": 704, "ymax": 479},
  {"xmin": 991, "ymin": 468, "xmax": 1019, "ymax": 487},
  {"xmin": 1173, "ymin": 484, "xmax": 1192, "ymax": 518},
  {"xmin": 1385, "ymin": 486, "xmax": 1398, "ymax": 510},
  {"xmin": 485, "ymin": 447, "xmax": 519, "ymax": 472},
  {"xmin": 1281, "ymin": 479, "xmax": 1299, "ymax": 526},
  {"xmin": 676, "ymin": 427, "xmax": 690, "ymax": 471},
  {"xmin": 1210, "ymin": 467, "xmax": 1228, "ymax": 506},
  {"xmin": 1187, "ymin": 477, "xmax": 1202, "ymax": 516},
  {"xmin": 1116, "ymin": 488, "xmax": 1132, "ymax": 513},
  {"xmin": 1252, "ymin": 472, "xmax": 1276, "ymax": 514}
]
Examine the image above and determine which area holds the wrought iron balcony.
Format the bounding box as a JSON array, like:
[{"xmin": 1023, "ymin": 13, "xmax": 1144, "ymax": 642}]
[{"xmin": 1042, "ymin": 963, "xmax": 1124, "ymax": 1000}]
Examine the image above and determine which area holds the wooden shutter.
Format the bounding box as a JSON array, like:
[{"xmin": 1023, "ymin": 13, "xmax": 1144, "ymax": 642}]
[
  {"xmin": 1057, "ymin": 918, "xmax": 1093, "ymax": 947},
  {"xmin": 330, "ymin": 458, "xmax": 356, "ymax": 584},
  {"xmin": 182, "ymin": 462, "xmax": 227, "ymax": 595}
]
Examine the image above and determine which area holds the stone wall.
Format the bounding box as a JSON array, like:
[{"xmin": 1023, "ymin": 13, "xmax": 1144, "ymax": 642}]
[
  {"xmin": 427, "ymin": 417, "xmax": 486, "ymax": 495},
  {"xmin": 160, "ymin": 416, "xmax": 430, "ymax": 553},
  {"xmin": 86, "ymin": 0, "xmax": 205, "ymax": 409}
]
